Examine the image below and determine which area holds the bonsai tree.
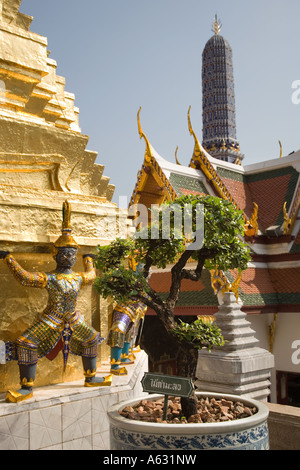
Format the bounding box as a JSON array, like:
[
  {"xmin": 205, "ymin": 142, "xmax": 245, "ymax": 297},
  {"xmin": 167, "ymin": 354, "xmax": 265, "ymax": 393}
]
[{"xmin": 94, "ymin": 195, "xmax": 251, "ymax": 417}]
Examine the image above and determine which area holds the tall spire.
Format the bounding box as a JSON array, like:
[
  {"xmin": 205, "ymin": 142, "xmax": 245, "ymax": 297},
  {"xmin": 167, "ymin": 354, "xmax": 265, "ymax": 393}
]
[{"xmin": 202, "ymin": 17, "xmax": 243, "ymax": 164}]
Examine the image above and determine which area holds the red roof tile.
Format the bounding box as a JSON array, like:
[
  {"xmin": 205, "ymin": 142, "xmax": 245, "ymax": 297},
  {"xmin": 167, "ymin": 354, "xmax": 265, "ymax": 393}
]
[
  {"xmin": 178, "ymin": 187, "xmax": 207, "ymax": 197},
  {"xmin": 238, "ymin": 268, "xmax": 276, "ymax": 294},
  {"xmin": 149, "ymin": 271, "xmax": 205, "ymax": 293},
  {"xmin": 218, "ymin": 168, "xmax": 297, "ymax": 233},
  {"xmin": 269, "ymin": 267, "xmax": 300, "ymax": 293},
  {"xmin": 247, "ymin": 175, "xmax": 290, "ymax": 232},
  {"xmin": 219, "ymin": 177, "xmax": 254, "ymax": 220}
]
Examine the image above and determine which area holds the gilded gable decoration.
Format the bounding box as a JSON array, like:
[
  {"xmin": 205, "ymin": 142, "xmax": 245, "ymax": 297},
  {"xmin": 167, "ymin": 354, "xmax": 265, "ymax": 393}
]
[
  {"xmin": 244, "ymin": 202, "xmax": 259, "ymax": 238},
  {"xmin": 137, "ymin": 107, "xmax": 154, "ymax": 164},
  {"xmin": 129, "ymin": 109, "xmax": 177, "ymax": 210},
  {"xmin": 283, "ymin": 201, "xmax": 292, "ymax": 234},
  {"xmin": 210, "ymin": 268, "xmax": 242, "ymax": 302}
]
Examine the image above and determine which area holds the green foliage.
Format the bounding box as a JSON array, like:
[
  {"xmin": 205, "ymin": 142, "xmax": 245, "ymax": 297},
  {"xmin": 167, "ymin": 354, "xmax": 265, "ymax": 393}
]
[
  {"xmin": 133, "ymin": 195, "xmax": 250, "ymax": 271},
  {"xmin": 172, "ymin": 318, "xmax": 225, "ymax": 351},
  {"xmin": 133, "ymin": 229, "xmax": 185, "ymax": 269},
  {"xmin": 94, "ymin": 195, "xmax": 251, "ymax": 304},
  {"xmin": 94, "ymin": 238, "xmax": 134, "ymax": 272},
  {"xmin": 93, "ymin": 195, "xmax": 250, "ymax": 358},
  {"xmin": 94, "ymin": 240, "xmax": 150, "ymax": 303},
  {"xmin": 169, "ymin": 194, "xmax": 250, "ymax": 271}
]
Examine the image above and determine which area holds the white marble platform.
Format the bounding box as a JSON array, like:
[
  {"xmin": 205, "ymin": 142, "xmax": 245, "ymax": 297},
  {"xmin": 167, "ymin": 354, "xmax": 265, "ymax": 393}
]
[{"xmin": 0, "ymin": 351, "xmax": 148, "ymax": 450}]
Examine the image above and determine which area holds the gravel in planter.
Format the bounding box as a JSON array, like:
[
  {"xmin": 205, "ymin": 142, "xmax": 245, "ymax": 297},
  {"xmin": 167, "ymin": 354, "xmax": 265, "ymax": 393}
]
[{"xmin": 119, "ymin": 396, "xmax": 258, "ymax": 424}]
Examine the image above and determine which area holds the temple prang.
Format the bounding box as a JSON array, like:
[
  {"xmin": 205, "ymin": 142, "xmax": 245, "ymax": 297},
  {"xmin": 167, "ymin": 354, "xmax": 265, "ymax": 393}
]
[{"xmin": 202, "ymin": 15, "xmax": 243, "ymax": 164}]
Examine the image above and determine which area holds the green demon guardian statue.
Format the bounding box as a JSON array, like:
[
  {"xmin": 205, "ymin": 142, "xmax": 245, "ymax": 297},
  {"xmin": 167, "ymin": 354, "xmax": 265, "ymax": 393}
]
[{"xmin": 0, "ymin": 201, "xmax": 112, "ymax": 403}]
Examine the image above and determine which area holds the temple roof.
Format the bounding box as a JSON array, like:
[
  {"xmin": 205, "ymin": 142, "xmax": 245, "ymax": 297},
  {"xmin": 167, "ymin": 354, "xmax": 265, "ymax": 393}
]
[
  {"xmin": 131, "ymin": 109, "xmax": 300, "ymax": 314},
  {"xmin": 216, "ymin": 157, "xmax": 300, "ymax": 233},
  {"xmin": 147, "ymin": 262, "xmax": 300, "ymax": 316}
]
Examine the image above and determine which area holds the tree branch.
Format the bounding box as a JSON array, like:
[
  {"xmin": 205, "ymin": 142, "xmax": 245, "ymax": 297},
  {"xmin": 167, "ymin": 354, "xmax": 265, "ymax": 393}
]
[
  {"xmin": 136, "ymin": 286, "xmax": 177, "ymax": 331},
  {"xmin": 137, "ymin": 285, "xmax": 164, "ymax": 311},
  {"xmin": 143, "ymin": 240, "xmax": 156, "ymax": 278},
  {"xmin": 166, "ymin": 249, "xmax": 193, "ymax": 310},
  {"xmin": 181, "ymin": 251, "xmax": 207, "ymax": 281},
  {"xmin": 166, "ymin": 247, "xmax": 217, "ymax": 310}
]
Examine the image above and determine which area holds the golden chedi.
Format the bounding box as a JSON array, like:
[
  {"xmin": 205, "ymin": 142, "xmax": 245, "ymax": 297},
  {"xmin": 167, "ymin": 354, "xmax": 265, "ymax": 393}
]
[{"xmin": 0, "ymin": 1, "xmax": 125, "ymax": 392}]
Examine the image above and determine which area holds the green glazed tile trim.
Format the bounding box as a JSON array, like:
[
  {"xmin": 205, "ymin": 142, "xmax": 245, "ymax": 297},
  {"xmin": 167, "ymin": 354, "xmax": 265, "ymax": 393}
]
[
  {"xmin": 169, "ymin": 173, "xmax": 209, "ymax": 196},
  {"xmin": 216, "ymin": 167, "xmax": 246, "ymax": 183},
  {"xmin": 239, "ymin": 292, "xmax": 279, "ymax": 306},
  {"xmin": 245, "ymin": 166, "xmax": 298, "ymax": 184}
]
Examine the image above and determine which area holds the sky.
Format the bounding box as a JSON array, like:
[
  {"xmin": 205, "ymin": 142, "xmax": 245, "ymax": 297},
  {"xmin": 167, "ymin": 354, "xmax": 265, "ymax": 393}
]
[{"xmin": 21, "ymin": 0, "xmax": 300, "ymax": 204}]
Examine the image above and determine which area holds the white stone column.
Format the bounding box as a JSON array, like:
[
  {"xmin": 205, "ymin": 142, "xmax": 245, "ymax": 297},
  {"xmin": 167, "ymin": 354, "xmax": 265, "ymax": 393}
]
[{"xmin": 195, "ymin": 292, "xmax": 274, "ymax": 401}]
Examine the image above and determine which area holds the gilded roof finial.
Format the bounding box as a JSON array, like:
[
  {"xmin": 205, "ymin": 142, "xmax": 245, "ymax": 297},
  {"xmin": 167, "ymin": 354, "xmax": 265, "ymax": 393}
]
[
  {"xmin": 283, "ymin": 201, "xmax": 291, "ymax": 234},
  {"xmin": 137, "ymin": 107, "xmax": 154, "ymax": 164},
  {"xmin": 188, "ymin": 106, "xmax": 202, "ymax": 159},
  {"xmin": 175, "ymin": 146, "xmax": 181, "ymax": 165},
  {"xmin": 212, "ymin": 14, "xmax": 222, "ymax": 35},
  {"xmin": 279, "ymin": 140, "xmax": 283, "ymax": 158}
]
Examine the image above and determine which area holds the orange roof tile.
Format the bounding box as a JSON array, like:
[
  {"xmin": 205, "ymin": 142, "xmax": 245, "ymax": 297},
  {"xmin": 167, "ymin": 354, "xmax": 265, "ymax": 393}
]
[
  {"xmin": 247, "ymin": 175, "xmax": 290, "ymax": 232},
  {"xmin": 269, "ymin": 267, "xmax": 300, "ymax": 293},
  {"xmin": 219, "ymin": 177, "xmax": 254, "ymax": 220},
  {"xmin": 149, "ymin": 271, "xmax": 205, "ymax": 293},
  {"xmin": 178, "ymin": 187, "xmax": 207, "ymax": 197},
  {"xmin": 239, "ymin": 268, "xmax": 276, "ymax": 294}
]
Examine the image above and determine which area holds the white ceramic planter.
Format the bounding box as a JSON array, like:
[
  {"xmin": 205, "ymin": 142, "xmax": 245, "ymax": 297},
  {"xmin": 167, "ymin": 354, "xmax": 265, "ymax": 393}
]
[{"xmin": 107, "ymin": 392, "xmax": 269, "ymax": 450}]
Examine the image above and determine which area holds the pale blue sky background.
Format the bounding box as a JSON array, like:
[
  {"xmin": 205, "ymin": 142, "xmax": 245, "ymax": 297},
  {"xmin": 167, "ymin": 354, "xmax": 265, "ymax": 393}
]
[{"xmin": 22, "ymin": 0, "xmax": 300, "ymax": 203}]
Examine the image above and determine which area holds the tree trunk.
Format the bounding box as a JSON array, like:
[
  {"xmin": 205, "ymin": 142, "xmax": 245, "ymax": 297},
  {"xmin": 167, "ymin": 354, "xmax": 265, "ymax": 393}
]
[
  {"xmin": 145, "ymin": 300, "xmax": 200, "ymax": 419},
  {"xmin": 176, "ymin": 344, "xmax": 198, "ymax": 378},
  {"xmin": 176, "ymin": 343, "xmax": 198, "ymax": 418}
]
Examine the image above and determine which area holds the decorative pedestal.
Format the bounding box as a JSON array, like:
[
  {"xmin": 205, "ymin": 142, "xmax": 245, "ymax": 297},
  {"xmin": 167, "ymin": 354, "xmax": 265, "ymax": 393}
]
[{"xmin": 195, "ymin": 292, "xmax": 274, "ymax": 401}]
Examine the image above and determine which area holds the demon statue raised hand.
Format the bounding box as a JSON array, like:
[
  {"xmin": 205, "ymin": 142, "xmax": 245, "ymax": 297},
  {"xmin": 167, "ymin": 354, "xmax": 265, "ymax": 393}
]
[{"xmin": 0, "ymin": 201, "xmax": 112, "ymax": 403}]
